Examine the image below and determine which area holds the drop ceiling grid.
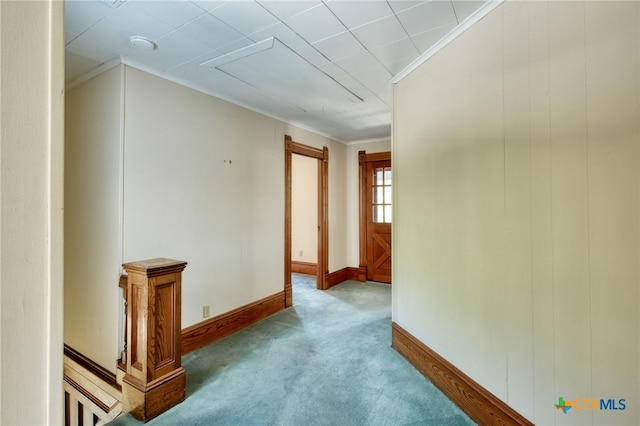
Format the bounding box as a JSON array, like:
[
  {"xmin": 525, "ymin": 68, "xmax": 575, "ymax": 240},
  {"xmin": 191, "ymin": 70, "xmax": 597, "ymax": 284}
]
[{"xmin": 64, "ymin": 0, "xmax": 492, "ymax": 142}]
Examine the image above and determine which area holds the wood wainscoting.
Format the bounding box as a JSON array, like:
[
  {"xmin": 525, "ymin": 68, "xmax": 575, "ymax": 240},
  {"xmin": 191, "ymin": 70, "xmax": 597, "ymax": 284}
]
[
  {"xmin": 391, "ymin": 323, "xmax": 533, "ymax": 426},
  {"xmin": 291, "ymin": 261, "xmax": 318, "ymax": 275},
  {"xmin": 182, "ymin": 291, "xmax": 285, "ymax": 354}
]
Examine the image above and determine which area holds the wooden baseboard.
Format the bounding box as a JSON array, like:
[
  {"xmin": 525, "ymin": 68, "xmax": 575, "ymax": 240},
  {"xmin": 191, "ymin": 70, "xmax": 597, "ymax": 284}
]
[
  {"xmin": 326, "ymin": 267, "xmax": 348, "ymax": 288},
  {"xmin": 182, "ymin": 291, "xmax": 285, "ymax": 354},
  {"xmin": 391, "ymin": 323, "xmax": 533, "ymax": 426},
  {"xmin": 326, "ymin": 267, "xmax": 363, "ymax": 288},
  {"xmin": 347, "ymin": 267, "xmax": 364, "ymax": 282},
  {"xmin": 291, "ymin": 261, "xmax": 317, "ymax": 275},
  {"xmin": 64, "ymin": 344, "xmax": 120, "ymax": 391}
]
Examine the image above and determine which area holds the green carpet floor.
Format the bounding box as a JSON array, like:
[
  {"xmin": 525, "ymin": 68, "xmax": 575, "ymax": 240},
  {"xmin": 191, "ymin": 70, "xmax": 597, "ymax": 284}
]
[{"xmin": 109, "ymin": 274, "xmax": 475, "ymax": 426}]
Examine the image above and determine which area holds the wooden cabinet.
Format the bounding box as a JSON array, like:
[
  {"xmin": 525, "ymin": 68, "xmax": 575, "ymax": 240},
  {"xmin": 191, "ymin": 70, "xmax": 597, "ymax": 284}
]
[{"xmin": 121, "ymin": 258, "xmax": 187, "ymax": 422}]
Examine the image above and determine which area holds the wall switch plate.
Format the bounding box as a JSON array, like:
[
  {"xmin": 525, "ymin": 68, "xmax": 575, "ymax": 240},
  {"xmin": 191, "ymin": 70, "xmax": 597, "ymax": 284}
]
[{"xmin": 203, "ymin": 305, "xmax": 210, "ymax": 318}]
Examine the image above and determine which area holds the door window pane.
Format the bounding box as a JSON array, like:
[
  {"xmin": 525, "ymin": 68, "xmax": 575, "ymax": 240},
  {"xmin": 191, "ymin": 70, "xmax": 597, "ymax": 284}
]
[
  {"xmin": 371, "ymin": 165, "xmax": 392, "ymax": 223},
  {"xmin": 384, "ymin": 169, "xmax": 392, "ymax": 185},
  {"xmin": 375, "ymin": 169, "xmax": 384, "ymax": 186},
  {"xmin": 375, "ymin": 187, "xmax": 384, "ymax": 204},
  {"xmin": 384, "ymin": 205, "xmax": 392, "ymax": 223},
  {"xmin": 373, "ymin": 205, "xmax": 384, "ymax": 223}
]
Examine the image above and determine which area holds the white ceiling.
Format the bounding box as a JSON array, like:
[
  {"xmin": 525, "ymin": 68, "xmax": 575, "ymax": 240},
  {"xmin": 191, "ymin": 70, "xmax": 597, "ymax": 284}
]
[{"xmin": 65, "ymin": 0, "xmax": 492, "ymax": 143}]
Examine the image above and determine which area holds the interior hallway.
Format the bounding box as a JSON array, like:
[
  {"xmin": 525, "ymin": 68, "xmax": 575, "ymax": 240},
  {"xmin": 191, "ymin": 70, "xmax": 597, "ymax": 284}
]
[{"xmin": 109, "ymin": 274, "xmax": 474, "ymax": 425}]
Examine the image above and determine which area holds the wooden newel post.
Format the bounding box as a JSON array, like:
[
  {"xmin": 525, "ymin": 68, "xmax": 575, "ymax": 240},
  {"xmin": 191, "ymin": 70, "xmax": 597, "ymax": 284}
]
[{"xmin": 121, "ymin": 258, "xmax": 188, "ymax": 422}]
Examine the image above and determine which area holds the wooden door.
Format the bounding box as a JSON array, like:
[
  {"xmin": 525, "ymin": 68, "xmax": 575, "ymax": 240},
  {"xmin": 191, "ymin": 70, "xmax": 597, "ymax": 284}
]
[{"xmin": 366, "ymin": 159, "xmax": 392, "ymax": 283}]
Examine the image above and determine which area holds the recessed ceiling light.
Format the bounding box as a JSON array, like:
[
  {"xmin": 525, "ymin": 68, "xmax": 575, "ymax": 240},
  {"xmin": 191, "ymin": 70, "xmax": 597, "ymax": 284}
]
[{"xmin": 129, "ymin": 36, "xmax": 156, "ymax": 51}]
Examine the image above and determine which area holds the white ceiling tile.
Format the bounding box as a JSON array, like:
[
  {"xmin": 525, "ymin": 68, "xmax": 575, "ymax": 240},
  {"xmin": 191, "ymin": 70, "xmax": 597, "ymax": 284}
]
[
  {"xmin": 324, "ymin": 0, "xmax": 394, "ymax": 29},
  {"xmin": 317, "ymin": 62, "xmax": 349, "ymax": 80},
  {"xmin": 333, "ymin": 51, "xmax": 380, "ymax": 75},
  {"xmin": 249, "ymin": 22, "xmax": 308, "ymax": 50},
  {"xmin": 210, "ymin": 1, "xmax": 280, "ymax": 36},
  {"xmin": 397, "ymin": 1, "xmax": 458, "ymax": 36},
  {"xmin": 335, "ymin": 74, "xmax": 375, "ymax": 100},
  {"xmin": 102, "ymin": 3, "xmax": 175, "ymax": 39},
  {"xmin": 65, "ymin": 51, "xmax": 103, "ymax": 82},
  {"xmin": 129, "ymin": 1, "xmax": 205, "ymax": 28},
  {"xmin": 126, "ymin": 50, "xmax": 192, "ymax": 72},
  {"xmin": 64, "ymin": 0, "xmax": 470, "ymax": 141},
  {"xmin": 387, "ymin": 1, "xmax": 428, "ymax": 14},
  {"xmin": 191, "ymin": 39, "xmax": 255, "ymax": 66},
  {"xmin": 285, "ymin": 4, "xmax": 347, "ymax": 43},
  {"xmin": 66, "ymin": 43, "xmax": 117, "ymax": 64},
  {"xmin": 452, "ymin": 0, "xmax": 488, "ymax": 22},
  {"xmin": 294, "ymin": 45, "xmax": 329, "ymax": 67},
  {"xmin": 156, "ymin": 30, "xmax": 215, "ymax": 62},
  {"xmin": 189, "ymin": 0, "xmax": 226, "ymax": 12},
  {"xmin": 312, "ymin": 31, "xmax": 364, "ymax": 62},
  {"xmin": 179, "ymin": 13, "xmax": 246, "ymax": 49},
  {"xmin": 66, "ymin": 26, "xmax": 129, "ymax": 62},
  {"xmin": 257, "ymin": 1, "xmax": 321, "ymax": 21},
  {"xmin": 200, "ymin": 70, "xmax": 254, "ymax": 93},
  {"xmin": 215, "ymin": 37, "xmax": 257, "ymax": 55},
  {"xmin": 350, "ymin": 66, "xmax": 393, "ymax": 101},
  {"xmin": 215, "ymin": 40, "xmax": 361, "ymax": 113},
  {"xmin": 411, "ymin": 23, "xmax": 457, "ymax": 53},
  {"xmin": 351, "ymin": 15, "xmax": 407, "ymax": 50},
  {"xmin": 167, "ymin": 61, "xmax": 223, "ymax": 84},
  {"xmin": 385, "ymin": 56, "xmax": 418, "ymax": 75},
  {"xmin": 370, "ymin": 38, "xmax": 419, "ymax": 71},
  {"xmin": 65, "ymin": 30, "xmax": 79, "ymax": 45},
  {"xmin": 64, "ymin": 0, "xmax": 114, "ymax": 35}
]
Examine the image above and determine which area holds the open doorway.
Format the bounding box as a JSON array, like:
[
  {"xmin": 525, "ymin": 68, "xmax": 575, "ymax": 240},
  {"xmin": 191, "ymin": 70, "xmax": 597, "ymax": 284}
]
[
  {"xmin": 291, "ymin": 153, "xmax": 318, "ymax": 275},
  {"xmin": 284, "ymin": 135, "xmax": 328, "ymax": 307}
]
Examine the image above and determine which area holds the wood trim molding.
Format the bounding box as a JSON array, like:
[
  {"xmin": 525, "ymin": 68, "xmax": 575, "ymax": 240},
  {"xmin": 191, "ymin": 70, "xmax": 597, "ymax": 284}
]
[
  {"xmin": 391, "ymin": 323, "xmax": 534, "ymax": 426},
  {"xmin": 358, "ymin": 151, "xmax": 367, "ymax": 281},
  {"xmin": 291, "ymin": 261, "xmax": 318, "ymax": 275},
  {"xmin": 319, "ymin": 146, "xmax": 329, "ymax": 289},
  {"xmin": 285, "ymin": 138, "xmax": 293, "ymax": 306},
  {"xmin": 182, "ymin": 291, "xmax": 285, "ymax": 354},
  {"xmin": 286, "ymin": 134, "xmax": 325, "ymax": 159},
  {"xmin": 64, "ymin": 344, "xmax": 120, "ymax": 391},
  {"xmin": 365, "ymin": 151, "xmax": 391, "ymax": 162},
  {"xmin": 285, "ymin": 134, "xmax": 329, "ymax": 298}
]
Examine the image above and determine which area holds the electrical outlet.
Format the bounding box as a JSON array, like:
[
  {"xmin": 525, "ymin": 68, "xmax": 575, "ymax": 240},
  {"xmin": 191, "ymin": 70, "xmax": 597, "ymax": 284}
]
[
  {"xmin": 203, "ymin": 305, "xmax": 210, "ymax": 318},
  {"xmin": 299, "ymin": 250, "xmax": 303, "ymax": 257}
]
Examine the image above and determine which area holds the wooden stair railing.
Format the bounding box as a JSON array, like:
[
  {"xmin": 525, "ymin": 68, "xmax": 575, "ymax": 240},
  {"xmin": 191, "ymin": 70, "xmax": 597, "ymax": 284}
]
[
  {"xmin": 63, "ymin": 346, "xmax": 122, "ymax": 426},
  {"xmin": 64, "ymin": 258, "xmax": 187, "ymax": 424},
  {"xmin": 118, "ymin": 273, "xmax": 128, "ymax": 373}
]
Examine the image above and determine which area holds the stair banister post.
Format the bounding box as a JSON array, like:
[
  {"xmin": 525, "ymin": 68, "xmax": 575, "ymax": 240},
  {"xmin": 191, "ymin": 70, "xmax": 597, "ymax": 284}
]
[{"xmin": 121, "ymin": 258, "xmax": 187, "ymax": 422}]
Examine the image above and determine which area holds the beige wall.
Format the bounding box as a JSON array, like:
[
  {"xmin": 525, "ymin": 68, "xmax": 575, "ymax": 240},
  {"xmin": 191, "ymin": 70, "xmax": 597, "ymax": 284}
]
[
  {"xmin": 0, "ymin": 1, "xmax": 64, "ymax": 424},
  {"xmin": 393, "ymin": 2, "xmax": 639, "ymax": 425},
  {"xmin": 65, "ymin": 66, "xmax": 123, "ymax": 371},
  {"xmin": 292, "ymin": 154, "xmax": 318, "ymax": 264},
  {"xmin": 345, "ymin": 140, "xmax": 391, "ymax": 267},
  {"xmin": 64, "ymin": 65, "xmax": 352, "ymax": 364}
]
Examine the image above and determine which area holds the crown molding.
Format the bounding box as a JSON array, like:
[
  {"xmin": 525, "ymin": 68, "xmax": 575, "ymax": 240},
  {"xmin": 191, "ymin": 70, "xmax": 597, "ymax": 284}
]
[{"xmin": 391, "ymin": 0, "xmax": 504, "ymax": 84}]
